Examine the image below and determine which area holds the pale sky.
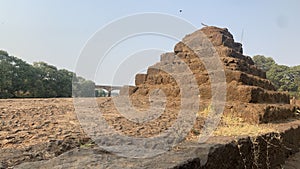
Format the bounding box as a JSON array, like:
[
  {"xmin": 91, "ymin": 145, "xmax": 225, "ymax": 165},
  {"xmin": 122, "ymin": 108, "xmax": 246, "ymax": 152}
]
[{"xmin": 0, "ymin": 0, "xmax": 299, "ymax": 85}]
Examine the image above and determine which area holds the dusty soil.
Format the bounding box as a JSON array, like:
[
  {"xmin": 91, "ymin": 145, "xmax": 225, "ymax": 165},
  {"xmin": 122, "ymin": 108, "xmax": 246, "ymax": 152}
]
[
  {"xmin": 12, "ymin": 119, "xmax": 300, "ymax": 169},
  {"xmin": 0, "ymin": 98, "xmax": 84, "ymax": 148},
  {"xmin": 0, "ymin": 97, "xmax": 187, "ymax": 168},
  {"xmin": 0, "ymin": 98, "xmax": 299, "ymax": 168},
  {"xmin": 0, "ymin": 98, "xmax": 91, "ymax": 168}
]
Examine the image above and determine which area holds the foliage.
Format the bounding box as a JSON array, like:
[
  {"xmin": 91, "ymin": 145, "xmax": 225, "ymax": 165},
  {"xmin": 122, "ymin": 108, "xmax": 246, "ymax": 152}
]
[
  {"xmin": 72, "ymin": 76, "xmax": 95, "ymax": 97},
  {"xmin": 253, "ymin": 55, "xmax": 300, "ymax": 98},
  {"xmin": 0, "ymin": 50, "xmax": 95, "ymax": 98},
  {"xmin": 95, "ymin": 89, "xmax": 107, "ymax": 97},
  {"xmin": 253, "ymin": 55, "xmax": 275, "ymax": 72}
]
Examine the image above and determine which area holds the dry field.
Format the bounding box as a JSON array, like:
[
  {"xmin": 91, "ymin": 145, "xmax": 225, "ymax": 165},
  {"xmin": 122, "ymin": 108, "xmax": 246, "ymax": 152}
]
[{"xmin": 0, "ymin": 98, "xmax": 299, "ymax": 168}]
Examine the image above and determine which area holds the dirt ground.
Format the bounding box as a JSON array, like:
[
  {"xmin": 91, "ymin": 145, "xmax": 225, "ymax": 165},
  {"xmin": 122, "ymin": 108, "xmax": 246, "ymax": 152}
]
[
  {"xmin": 0, "ymin": 98, "xmax": 91, "ymax": 167},
  {"xmin": 0, "ymin": 98, "xmax": 87, "ymax": 149},
  {"xmin": 0, "ymin": 97, "xmax": 184, "ymax": 167},
  {"xmin": 0, "ymin": 98, "xmax": 299, "ymax": 168}
]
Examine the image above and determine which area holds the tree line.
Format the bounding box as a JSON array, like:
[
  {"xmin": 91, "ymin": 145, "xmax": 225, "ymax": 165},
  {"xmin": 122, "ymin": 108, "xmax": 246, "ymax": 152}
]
[
  {"xmin": 0, "ymin": 50, "xmax": 95, "ymax": 98},
  {"xmin": 1, "ymin": 50, "xmax": 298, "ymax": 99},
  {"xmin": 253, "ymin": 55, "xmax": 300, "ymax": 98}
]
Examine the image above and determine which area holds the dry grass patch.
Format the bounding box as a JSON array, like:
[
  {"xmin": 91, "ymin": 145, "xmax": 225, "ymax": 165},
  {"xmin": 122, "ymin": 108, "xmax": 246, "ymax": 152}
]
[
  {"xmin": 213, "ymin": 114, "xmax": 278, "ymax": 136},
  {"xmin": 193, "ymin": 106, "xmax": 279, "ymax": 138}
]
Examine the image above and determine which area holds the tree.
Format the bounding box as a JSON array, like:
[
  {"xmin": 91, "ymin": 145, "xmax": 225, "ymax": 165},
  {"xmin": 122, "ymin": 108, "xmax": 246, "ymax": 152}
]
[
  {"xmin": 253, "ymin": 54, "xmax": 300, "ymax": 98},
  {"xmin": 0, "ymin": 58, "xmax": 13, "ymax": 98},
  {"xmin": 95, "ymin": 89, "xmax": 107, "ymax": 97},
  {"xmin": 72, "ymin": 76, "xmax": 95, "ymax": 97},
  {"xmin": 267, "ymin": 64, "xmax": 298, "ymax": 92},
  {"xmin": 267, "ymin": 64, "xmax": 297, "ymax": 91},
  {"xmin": 56, "ymin": 69, "xmax": 74, "ymax": 97},
  {"xmin": 0, "ymin": 50, "xmax": 8, "ymax": 57},
  {"xmin": 10, "ymin": 56, "xmax": 35, "ymax": 97},
  {"xmin": 0, "ymin": 50, "xmax": 98, "ymax": 98},
  {"xmin": 33, "ymin": 62, "xmax": 59, "ymax": 97},
  {"xmin": 253, "ymin": 55, "xmax": 276, "ymax": 72},
  {"xmin": 288, "ymin": 65, "xmax": 300, "ymax": 98}
]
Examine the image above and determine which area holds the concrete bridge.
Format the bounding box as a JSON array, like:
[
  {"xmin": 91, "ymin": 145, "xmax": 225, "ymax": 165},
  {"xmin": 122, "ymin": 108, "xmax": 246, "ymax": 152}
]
[{"xmin": 95, "ymin": 85, "xmax": 122, "ymax": 97}]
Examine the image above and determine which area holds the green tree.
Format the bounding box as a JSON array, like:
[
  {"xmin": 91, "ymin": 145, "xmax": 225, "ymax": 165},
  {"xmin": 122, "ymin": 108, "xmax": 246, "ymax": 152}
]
[
  {"xmin": 10, "ymin": 56, "xmax": 35, "ymax": 97},
  {"xmin": 253, "ymin": 54, "xmax": 300, "ymax": 97},
  {"xmin": 56, "ymin": 69, "xmax": 74, "ymax": 97},
  {"xmin": 0, "ymin": 50, "xmax": 98, "ymax": 98},
  {"xmin": 288, "ymin": 65, "xmax": 300, "ymax": 97},
  {"xmin": 72, "ymin": 76, "xmax": 95, "ymax": 97},
  {"xmin": 95, "ymin": 89, "xmax": 107, "ymax": 97},
  {"xmin": 0, "ymin": 50, "xmax": 8, "ymax": 57},
  {"xmin": 267, "ymin": 64, "xmax": 298, "ymax": 92},
  {"xmin": 33, "ymin": 62, "xmax": 59, "ymax": 97},
  {"xmin": 32, "ymin": 80, "xmax": 46, "ymax": 97},
  {"xmin": 253, "ymin": 55, "xmax": 276, "ymax": 72},
  {"xmin": 0, "ymin": 58, "xmax": 13, "ymax": 98}
]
